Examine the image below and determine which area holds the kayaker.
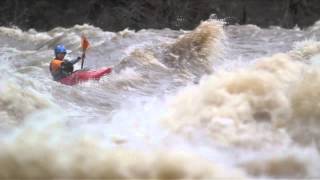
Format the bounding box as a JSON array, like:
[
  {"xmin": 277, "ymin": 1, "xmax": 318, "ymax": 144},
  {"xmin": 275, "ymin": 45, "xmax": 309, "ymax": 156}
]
[{"xmin": 49, "ymin": 44, "xmax": 82, "ymax": 81}]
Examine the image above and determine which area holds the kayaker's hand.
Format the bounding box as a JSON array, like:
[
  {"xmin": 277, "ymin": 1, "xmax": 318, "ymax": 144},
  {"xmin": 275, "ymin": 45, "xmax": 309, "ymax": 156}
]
[{"xmin": 77, "ymin": 56, "xmax": 81, "ymax": 61}]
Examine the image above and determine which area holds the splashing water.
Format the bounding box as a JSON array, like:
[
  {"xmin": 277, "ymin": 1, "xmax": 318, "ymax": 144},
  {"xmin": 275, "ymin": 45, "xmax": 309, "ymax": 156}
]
[{"xmin": 0, "ymin": 19, "xmax": 320, "ymax": 178}]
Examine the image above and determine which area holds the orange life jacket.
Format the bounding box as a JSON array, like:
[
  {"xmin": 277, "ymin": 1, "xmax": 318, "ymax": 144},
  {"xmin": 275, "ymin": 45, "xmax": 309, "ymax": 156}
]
[
  {"xmin": 50, "ymin": 58, "xmax": 68, "ymax": 81},
  {"xmin": 50, "ymin": 59, "xmax": 63, "ymax": 73},
  {"xmin": 50, "ymin": 58, "xmax": 75, "ymax": 81}
]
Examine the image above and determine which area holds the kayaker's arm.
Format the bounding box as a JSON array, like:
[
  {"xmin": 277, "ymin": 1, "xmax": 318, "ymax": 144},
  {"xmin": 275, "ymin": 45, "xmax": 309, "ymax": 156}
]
[
  {"xmin": 68, "ymin": 57, "xmax": 82, "ymax": 65},
  {"xmin": 60, "ymin": 57, "xmax": 81, "ymax": 74}
]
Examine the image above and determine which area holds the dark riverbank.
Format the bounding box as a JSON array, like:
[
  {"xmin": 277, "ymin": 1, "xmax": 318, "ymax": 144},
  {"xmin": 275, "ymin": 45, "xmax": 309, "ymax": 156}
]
[{"xmin": 1, "ymin": 0, "xmax": 319, "ymax": 31}]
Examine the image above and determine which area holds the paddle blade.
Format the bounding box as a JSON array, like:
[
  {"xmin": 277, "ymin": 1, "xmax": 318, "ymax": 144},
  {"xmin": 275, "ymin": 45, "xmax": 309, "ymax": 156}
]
[{"xmin": 81, "ymin": 35, "xmax": 90, "ymax": 50}]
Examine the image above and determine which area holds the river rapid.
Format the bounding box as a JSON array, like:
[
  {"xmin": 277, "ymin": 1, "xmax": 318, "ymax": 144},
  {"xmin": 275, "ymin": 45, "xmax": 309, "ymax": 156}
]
[{"xmin": 1, "ymin": 19, "xmax": 320, "ymax": 178}]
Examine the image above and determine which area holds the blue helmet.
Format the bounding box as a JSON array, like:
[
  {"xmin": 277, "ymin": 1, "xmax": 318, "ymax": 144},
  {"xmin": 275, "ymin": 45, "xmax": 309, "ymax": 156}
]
[{"xmin": 54, "ymin": 44, "xmax": 67, "ymax": 56}]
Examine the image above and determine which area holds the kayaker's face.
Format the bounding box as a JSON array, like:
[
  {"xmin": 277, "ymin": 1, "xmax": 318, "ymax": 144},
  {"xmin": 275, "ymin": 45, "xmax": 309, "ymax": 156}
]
[{"xmin": 56, "ymin": 53, "xmax": 66, "ymax": 60}]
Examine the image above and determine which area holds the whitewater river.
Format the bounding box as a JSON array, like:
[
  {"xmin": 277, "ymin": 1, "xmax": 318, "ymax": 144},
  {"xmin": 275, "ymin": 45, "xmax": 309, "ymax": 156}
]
[{"xmin": 0, "ymin": 19, "xmax": 320, "ymax": 178}]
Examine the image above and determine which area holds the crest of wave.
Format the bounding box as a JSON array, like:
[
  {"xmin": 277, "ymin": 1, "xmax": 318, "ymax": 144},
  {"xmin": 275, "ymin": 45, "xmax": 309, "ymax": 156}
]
[
  {"xmin": 44, "ymin": 24, "xmax": 111, "ymax": 51},
  {"xmin": 0, "ymin": 113, "xmax": 244, "ymax": 179},
  {"xmin": 0, "ymin": 24, "xmax": 113, "ymax": 52},
  {"xmin": 164, "ymin": 19, "xmax": 225, "ymax": 75},
  {"xmin": 240, "ymin": 146, "xmax": 320, "ymax": 178},
  {"xmin": 0, "ymin": 80, "xmax": 52, "ymax": 130},
  {"xmin": 284, "ymin": 40, "xmax": 320, "ymax": 148},
  {"xmin": 289, "ymin": 66, "xmax": 320, "ymax": 147},
  {"xmin": 161, "ymin": 40, "xmax": 320, "ymax": 177},
  {"xmin": 162, "ymin": 40, "xmax": 320, "ymax": 149},
  {"xmin": 0, "ymin": 26, "xmax": 51, "ymax": 44}
]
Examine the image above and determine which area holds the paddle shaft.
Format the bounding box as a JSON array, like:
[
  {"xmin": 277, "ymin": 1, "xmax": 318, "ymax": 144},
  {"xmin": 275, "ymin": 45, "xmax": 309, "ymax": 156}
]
[
  {"xmin": 80, "ymin": 35, "xmax": 89, "ymax": 69},
  {"xmin": 81, "ymin": 49, "xmax": 86, "ymax": 69}
]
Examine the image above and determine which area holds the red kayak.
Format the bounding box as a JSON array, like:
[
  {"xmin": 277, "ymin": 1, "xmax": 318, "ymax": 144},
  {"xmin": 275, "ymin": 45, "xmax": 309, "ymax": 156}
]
[{"xmin": 59, "ymin": 67, "xmax": 112, "ymax": 85}]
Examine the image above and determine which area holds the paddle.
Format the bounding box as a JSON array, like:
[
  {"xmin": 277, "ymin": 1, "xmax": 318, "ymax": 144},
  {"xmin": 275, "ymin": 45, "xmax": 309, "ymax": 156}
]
[{"xmin": 80, "ymin": 35, "xmax": 90, "ymax": 69}]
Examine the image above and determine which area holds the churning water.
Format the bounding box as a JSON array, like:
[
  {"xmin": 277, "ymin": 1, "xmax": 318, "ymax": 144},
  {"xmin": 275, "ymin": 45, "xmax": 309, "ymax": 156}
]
[{"xmin": 1, "ymin": 19, "xmax": 320, "ymax": 178}]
